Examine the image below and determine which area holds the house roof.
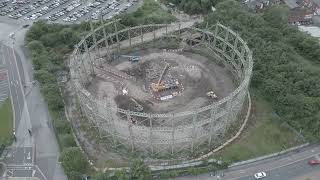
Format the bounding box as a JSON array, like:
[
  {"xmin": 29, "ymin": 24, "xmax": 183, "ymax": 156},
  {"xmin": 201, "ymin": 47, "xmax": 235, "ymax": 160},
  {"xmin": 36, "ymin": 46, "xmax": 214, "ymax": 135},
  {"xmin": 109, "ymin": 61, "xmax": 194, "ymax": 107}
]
[{"xmin": 289, "ymin": 7, "xmax": 314, "ymax": 21}]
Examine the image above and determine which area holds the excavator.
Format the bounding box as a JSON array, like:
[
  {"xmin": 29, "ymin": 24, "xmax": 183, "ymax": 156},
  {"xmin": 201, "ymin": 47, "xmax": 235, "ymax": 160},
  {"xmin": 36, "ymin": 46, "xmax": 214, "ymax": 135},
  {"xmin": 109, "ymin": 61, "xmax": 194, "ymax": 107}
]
[{"xmin": 120, "ymin": 55, "xmax": 140, "ymax": 62}]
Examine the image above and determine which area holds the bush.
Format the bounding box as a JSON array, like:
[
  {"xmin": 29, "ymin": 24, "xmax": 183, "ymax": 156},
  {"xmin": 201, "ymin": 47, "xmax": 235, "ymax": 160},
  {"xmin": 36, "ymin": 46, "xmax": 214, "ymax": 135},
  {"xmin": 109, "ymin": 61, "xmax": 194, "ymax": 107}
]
[
  {"xmin": 59, "ymin": 134, "xmax": 77, "ymax": 149},
  {"xmin": 53, "ymin": 119, "xmax": 71, "ymax": 135},
  {"xmin": 130, "ymin": 159, "xmax": 151, "ymax": 180}
]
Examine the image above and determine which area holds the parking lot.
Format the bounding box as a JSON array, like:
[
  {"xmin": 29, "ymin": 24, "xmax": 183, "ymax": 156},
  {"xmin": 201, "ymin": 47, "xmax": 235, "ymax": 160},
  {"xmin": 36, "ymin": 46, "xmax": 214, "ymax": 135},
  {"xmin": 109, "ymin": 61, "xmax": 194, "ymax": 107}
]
[{"xmin": 0, "ymin": 0, "xmax": 141, "ymax": 24}]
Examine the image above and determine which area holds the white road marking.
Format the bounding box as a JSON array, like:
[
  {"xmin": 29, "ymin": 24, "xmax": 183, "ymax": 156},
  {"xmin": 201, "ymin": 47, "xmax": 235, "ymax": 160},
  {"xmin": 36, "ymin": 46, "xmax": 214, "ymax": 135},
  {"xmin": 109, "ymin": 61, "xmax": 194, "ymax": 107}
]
[{"xmin": 27, "ymin": 152, "xmax": 31, "ymax": 160}]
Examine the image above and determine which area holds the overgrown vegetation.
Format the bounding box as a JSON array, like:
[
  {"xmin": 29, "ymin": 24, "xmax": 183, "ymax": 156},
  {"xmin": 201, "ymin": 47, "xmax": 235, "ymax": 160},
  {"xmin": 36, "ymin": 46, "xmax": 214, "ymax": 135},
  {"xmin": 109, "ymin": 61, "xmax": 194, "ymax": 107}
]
[
  {"xmin": 93, "ymin": 159, "xmax": 151, "ymax": 180},
  {"xmin": 0, "ymin": 98, "xmax": 13, "ymax": 148},
  {"xmin": 203, "ymin": 0, "xmax": 320, "ymax": 141},
  {"xmin": 155, "ymin": 160, "xmax": 228, "ymax": 178},
  {"xmin": 213, "ymin": 94, "xmax": 304, "ymax": 163}
]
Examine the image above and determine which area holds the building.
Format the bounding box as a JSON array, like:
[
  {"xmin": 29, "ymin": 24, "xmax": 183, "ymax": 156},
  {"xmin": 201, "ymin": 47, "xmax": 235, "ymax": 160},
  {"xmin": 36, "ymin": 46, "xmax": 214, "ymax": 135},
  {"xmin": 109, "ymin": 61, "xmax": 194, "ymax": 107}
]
[
  {"xmin": 296, "ymin": 0, "xmax": 320, "ymax": 14},
  {"xmin": 288, "ymin": 7, "xmax": 314, "ymax": 25}
]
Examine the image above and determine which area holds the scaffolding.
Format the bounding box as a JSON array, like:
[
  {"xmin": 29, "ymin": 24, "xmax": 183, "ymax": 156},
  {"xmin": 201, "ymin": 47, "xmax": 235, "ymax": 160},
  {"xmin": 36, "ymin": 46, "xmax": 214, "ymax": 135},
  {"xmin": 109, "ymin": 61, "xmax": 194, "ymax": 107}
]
[{"xmin": 70, "ymin": 20, "xmax": 253, "ymax": 159}]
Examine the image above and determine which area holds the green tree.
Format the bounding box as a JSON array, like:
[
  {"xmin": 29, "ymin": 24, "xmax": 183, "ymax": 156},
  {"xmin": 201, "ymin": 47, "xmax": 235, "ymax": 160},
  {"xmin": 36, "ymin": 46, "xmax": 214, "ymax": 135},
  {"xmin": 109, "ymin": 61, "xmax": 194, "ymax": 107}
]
[
  {"xmin": 27, "ymin": 40, "xmax": 45, "ymax": 54},
  {"xmin": 34, "ymin": 69, "xmax": 56, "ymax": 85},
  {"xmin": 59, "ymin": 147, "xmax": 89, "ymax": 177},
  {"xmin": 41, "ymin": 83, "xmax": 64, "ymax": 110},
  {"xmin": 59, "ymin": 28, "xmax": 80, "ymax": 48},
  {"xmin": 26, "ymin": 21, "xmax": 49, "ymax": 42},
  {"xmin": 262, "ymin": 6, "xmax": 289, "ymax": 29},
  {"xmin": 59, "ymin": 134, "xmax": 77, "ymax": 149}
]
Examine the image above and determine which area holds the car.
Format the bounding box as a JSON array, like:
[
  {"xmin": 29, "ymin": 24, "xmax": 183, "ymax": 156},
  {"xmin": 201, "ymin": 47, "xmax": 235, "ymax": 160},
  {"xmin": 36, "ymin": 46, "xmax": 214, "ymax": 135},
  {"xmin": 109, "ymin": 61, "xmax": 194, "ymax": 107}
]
[
  {"xmin": 254, "ymin": 172, "xmax": 266, "ymax": 179},
  {"xmin": 308, "ymin": 159, "xmax": 320, "ymax": 166}
]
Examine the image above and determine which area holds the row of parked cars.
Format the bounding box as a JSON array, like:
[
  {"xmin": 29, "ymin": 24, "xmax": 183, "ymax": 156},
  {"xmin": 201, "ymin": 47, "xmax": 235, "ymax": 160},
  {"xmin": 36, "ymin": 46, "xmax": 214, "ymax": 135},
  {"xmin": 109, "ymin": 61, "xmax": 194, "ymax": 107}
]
[
  {"xmin": 0, "ymin": 0, "xmax": 139, "ymax": 23},
  {"xmin": 62, "ymin": 5, "xmax": 90, "ymax": 22},
  {"xmin": 91, "ymin": 0, "xmax": 121, "ymax": 20},
  {"xmin": 0, "ymin": 0, "xmax": 47, "ymax": 17},
  {"xmin": 23, "ymin": 0, "xmax": 70, "ymax": 20},
  {"xmin": 46, "ymin": 0, "xmax": 81, "ymax": 21},
  {"xmin": 9, "ymin": 0, "xmax": 51, "ymax": 19},
  {"xmin": 0, "ymin": 0, "xmax": 24, "ymax": 16}
]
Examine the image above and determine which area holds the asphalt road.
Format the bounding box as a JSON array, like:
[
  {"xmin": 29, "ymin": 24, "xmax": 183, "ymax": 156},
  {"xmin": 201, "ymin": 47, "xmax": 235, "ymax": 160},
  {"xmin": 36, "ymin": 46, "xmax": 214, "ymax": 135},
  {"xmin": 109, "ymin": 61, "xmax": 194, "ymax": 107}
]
[
  {"xmin": 1, "ymin": 43, "xmax": 24, "ymax": 129},
  {"xmin": 176, "ymin": 144, "xmax": 320, "ymax": 180},
  {"xmin": 0, "ymin": 22, "xmax": 66, "ymax": 180}
]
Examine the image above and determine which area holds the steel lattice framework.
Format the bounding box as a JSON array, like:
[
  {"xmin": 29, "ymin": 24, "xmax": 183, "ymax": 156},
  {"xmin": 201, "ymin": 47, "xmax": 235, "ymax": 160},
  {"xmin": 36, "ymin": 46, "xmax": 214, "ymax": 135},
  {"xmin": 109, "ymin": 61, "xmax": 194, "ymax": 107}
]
[{"xmin": 70, "ymin": 20, "xmax": 253, "ymax": 158}]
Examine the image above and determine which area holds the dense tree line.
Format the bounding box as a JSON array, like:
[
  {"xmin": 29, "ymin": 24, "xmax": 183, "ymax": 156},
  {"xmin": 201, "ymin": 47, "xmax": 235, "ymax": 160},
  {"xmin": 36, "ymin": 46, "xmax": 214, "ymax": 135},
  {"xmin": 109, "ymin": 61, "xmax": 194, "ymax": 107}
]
[
  {"xmin": 202, "ymin": 0, "xmax": 320, "ymax": 140},
  {"xmin": 26, "ymin": 21, "xmax": 88, "ymax": 179}
]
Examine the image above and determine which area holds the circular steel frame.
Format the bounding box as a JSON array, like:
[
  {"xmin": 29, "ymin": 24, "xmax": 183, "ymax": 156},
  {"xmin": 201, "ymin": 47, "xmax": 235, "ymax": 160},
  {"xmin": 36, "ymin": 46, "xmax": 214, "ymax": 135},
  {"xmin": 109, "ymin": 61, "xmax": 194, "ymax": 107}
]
[{"xmin": 70, "ymin": 20, "xmax": 253, "ymax": 158}]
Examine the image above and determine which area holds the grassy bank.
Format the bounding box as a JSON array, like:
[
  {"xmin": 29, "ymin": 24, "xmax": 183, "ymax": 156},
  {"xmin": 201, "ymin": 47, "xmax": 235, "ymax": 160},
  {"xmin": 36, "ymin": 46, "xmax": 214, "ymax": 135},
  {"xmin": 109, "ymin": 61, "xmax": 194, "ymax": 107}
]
[
  {"xmin": 0, "ymin": 98, "xmax": 13, "ymax": 146},
  {"xmin": 213, "ymin": 94, "xmax": 304, "ymax": 164}
]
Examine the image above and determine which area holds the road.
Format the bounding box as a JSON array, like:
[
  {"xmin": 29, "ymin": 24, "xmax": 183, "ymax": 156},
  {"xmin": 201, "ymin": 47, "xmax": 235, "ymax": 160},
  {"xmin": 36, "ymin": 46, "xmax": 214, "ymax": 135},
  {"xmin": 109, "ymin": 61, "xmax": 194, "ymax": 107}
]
[
  {"xmin": 0, "ymin": 22, "xmax": 67, "ymax": 180},
  {"xmin": 176, "ymin": 144, "xmax": 320, "ymax": 180}
]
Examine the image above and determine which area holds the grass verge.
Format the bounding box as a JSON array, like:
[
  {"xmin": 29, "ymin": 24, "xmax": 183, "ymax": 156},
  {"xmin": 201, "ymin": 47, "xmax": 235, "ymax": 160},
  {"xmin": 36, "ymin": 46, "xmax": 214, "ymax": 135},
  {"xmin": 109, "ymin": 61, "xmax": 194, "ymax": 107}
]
[
  {"xmin": 212, "ymin": 93, "xmax": 304, "ymax": 164},
  {"xmin": 0, "ymin": 98, "xmax": 13, "ymax": 146}
]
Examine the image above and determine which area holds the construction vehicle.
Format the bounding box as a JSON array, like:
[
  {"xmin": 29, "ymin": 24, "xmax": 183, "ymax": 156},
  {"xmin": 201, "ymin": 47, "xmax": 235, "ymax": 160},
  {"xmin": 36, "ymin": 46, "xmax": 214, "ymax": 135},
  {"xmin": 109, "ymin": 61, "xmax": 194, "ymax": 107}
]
[
  {"xmin": 120, "ymin": 55, "xmax": 140, "ymax": 62},
  {"xmin": 150, "ymin": 63, "xmax": 179, "ymax": 92},
  {"xmin": 130, "ymin": 98, "xmax": 143, "ymax": 112},
  {"xmin": 206, "ymin": 91, "xmax": 217, "ymax": 99}
]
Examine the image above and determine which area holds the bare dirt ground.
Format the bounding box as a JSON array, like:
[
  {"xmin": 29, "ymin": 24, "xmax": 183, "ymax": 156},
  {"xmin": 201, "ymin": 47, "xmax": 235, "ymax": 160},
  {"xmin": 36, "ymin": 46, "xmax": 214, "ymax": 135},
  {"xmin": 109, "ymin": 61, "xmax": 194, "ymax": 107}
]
[{"xmin": 86, "ymin": 49, "xmax": 236, "ymax": 115}]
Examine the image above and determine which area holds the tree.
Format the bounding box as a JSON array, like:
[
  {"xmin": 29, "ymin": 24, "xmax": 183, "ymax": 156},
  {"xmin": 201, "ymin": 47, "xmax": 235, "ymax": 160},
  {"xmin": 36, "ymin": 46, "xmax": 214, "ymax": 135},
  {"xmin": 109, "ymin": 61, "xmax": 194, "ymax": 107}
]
[
  {"xmin": 40, "ymin": 33, "xmax": 60, "ymax": 47},
  {"xmin": 262, "ymin": 6, "xmax": 289, "ymax": 29},
  {"xmin": 34, "ymin": 69, "xmax": 56, "ymax": 85},
  {"xmin": 27, "ymin": 40, "xmax": 45, "ymax": 54},
  {"xmin": 26, "ymin": 20, "xmax": 49, "ymax": 42},
  {"xmin": 204, "ymin": 0, "xmax": 320, "ymax": 141},
  {"xmin": 66, "ymin": 171, "xmax": 83, "ymax": 180},
  {"xmin": 41, "ymin": 83, "xmax": 64, "ymax": 110},
  {"xmin": 59, "ymin": 134, "xmax": 77, "ymax": 149},
  {"xmin": 59, "ymin": 28, "xmax": 80, "ymax": 48},
  {"xmin": 59, "ymin": 147, "xmax": 89, "ymax": 177}
]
